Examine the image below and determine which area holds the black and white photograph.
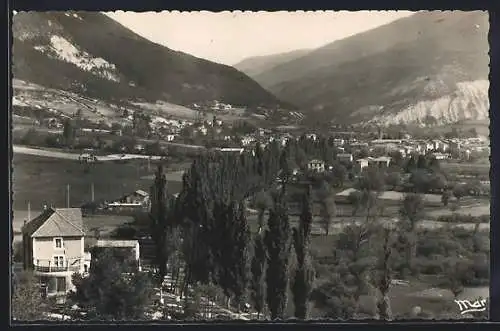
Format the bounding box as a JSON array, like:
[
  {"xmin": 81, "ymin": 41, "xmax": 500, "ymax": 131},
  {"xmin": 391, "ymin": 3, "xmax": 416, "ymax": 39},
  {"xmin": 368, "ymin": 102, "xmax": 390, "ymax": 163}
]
[{"xmin": 10, "ymin": 10, "xmax": 490, "ymax": 322}]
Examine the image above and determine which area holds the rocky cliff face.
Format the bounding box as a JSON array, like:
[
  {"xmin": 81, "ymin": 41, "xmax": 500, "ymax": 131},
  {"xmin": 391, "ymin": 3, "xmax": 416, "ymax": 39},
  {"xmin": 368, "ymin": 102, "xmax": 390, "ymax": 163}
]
[
  {"xmin": 249, "ymin": 11, "xmax": 489, "ymax": 126},
  {"xmin": 372, "ymin": 80, "xmax": 489, "ymax": 125}
]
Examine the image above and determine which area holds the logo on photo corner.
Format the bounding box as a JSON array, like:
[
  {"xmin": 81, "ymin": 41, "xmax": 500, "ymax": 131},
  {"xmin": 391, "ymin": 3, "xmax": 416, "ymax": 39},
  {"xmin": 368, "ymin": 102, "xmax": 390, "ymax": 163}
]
[{"xmin": 454, "ymin": 298, "xmax": 488, "ymax": 315}]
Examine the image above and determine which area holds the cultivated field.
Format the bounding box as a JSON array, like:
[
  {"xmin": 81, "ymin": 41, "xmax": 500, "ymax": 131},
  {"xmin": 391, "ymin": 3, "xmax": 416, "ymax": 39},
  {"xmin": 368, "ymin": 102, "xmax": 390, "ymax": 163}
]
[
  {"xmin": 13, "ymin": 80, "xmax": 123, "ymax": 123},
  {"xmin": 440, "ymin": 161, "xmax": 490, "ymax": 173},
  {"xmin": 141, "ymin": 170, "xmax": 185, "ymax": 182},
  {"xmin": 12, "ymin": 154, "xmax": 185, "ymax": 211},
  {"xmin": 426, "ymin": 200, "xmax": 490, "ymax": 218},
  {"xmin": 132, "ymin": 101, "xmax": 249, "ymax": 122},
  {"xmin": 132, "ymin": 101, "xmax": 198, "ymax": 119}
]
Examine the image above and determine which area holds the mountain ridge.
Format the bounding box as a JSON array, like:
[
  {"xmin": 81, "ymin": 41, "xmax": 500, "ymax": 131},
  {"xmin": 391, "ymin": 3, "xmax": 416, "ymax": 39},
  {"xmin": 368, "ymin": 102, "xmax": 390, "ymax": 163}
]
[
  {"xmin": 233, "ymin": 49, "xmax": 312, "ymax": 80},
  {"xmin": 250, "ymin": 11, "xmax": 489, "ymax": 126},
  {"xmin": 12, "ymin": 11, "xmax": 291, "ymax": 109}
]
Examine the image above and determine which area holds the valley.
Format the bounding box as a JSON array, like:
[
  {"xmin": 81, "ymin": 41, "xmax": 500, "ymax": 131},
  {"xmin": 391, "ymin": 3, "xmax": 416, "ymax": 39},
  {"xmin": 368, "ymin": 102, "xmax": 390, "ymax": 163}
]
[{"xmin": 11, "ymin": 10, "xmax": 490, "ymax": 323}]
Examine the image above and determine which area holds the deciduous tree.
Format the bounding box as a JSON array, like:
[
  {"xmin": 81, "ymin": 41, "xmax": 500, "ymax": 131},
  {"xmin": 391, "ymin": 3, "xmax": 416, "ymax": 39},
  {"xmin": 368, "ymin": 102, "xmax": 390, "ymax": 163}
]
[
  {"xmin": 71, "ymin": 250, "xmax": 154, "ymax": 320},
  {"xmin": 318, "ymin": 180, "xmax": 336, "ymax": 236},
  {"xmin": 441, "ymin": 190, "xmax": 451, "ymax": 206},
  {"xmin": 400, "ymin": 193, "xmax": 424, "ymax": 269},
  {"xmin": 62, "ymin": 119, "xmax": 76, "ymax": 147},
  {"xmin": 11, "ymin": 271, "xmax": 49, "ymax": 321},
  {"xmin": 372, "ymin": 227, "xmax": 396, "ymax": 320}
]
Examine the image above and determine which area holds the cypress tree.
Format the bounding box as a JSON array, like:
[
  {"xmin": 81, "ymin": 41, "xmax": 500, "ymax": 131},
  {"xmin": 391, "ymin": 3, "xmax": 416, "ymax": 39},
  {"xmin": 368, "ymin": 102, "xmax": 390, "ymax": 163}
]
[
  {"xmin": 213, "ymin": 202, "xmax": 234, "ymax": 304},
  {"xmin": 374, "ymin": 227, "xmax": 395, "ymax": 320},
  {"xmin": 149, "ymin": 165, "xmax": 175, "ymax": 286},
  {"xmin": 265, "ymin": 194, "xmax": 292, "ymax": 320},
  {"xmin": 291, "ymin": 187, "xmax": 315, "ymax": 319},
  {"xmin": 231, "ymin": 202, "xmax": 251, "ymax": 310},
  {"xmin": 251, "ymin": 232, "xmax": 267, "ymax": 319}
]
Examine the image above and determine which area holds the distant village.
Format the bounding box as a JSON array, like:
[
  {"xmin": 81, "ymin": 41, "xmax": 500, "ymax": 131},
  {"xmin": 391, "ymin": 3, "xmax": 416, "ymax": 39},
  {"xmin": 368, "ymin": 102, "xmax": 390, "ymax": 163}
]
[
  {"xmin": 13, "ymin": 95, "xmax": 490, "ymax": 320},
  {"xmin": 13, "ymin": 93, "xmax": 489, "ymax": 169}
]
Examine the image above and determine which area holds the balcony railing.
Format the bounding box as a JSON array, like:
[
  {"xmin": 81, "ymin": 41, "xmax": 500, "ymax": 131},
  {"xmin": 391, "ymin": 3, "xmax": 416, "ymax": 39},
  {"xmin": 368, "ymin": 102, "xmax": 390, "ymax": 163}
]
[
  {"xmin": 32, "ymin": 257, "xmax": 86, "ymax": 273},
  {"xmin": 34, "ymin": 265, "xmax": 80, "ymax": 273}
]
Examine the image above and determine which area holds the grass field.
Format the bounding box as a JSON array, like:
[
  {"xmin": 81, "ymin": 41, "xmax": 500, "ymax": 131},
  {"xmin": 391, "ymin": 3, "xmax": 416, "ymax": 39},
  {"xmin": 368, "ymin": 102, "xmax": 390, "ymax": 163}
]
[
  {"xmin": 440, "ymin": 161, "xmax": 490, "ymax": 174},
  {"xmin": 426, "ymin": 202, "xmax": 490, "ymax": 218},
  {"xmin": 297, "ymin": 230, "xmax": 489, "ymax": 319},
  {"xmin": 12, "ymin": 154, "xmax": 185, "ymax": 211},
  {"xmin": 132, "ymin": 101, "xmax": 248, "ymax": 123},
  {"xmin": 283, "ymin": 233, "xmax": 489, "ymax": 319}
]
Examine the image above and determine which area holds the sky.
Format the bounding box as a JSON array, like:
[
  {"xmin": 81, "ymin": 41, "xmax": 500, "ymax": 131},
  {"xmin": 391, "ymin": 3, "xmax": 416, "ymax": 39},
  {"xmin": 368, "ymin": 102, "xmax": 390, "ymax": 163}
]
[{"xmin": 105, "ymin": 11, "xmax": 416, "ymax": 65}]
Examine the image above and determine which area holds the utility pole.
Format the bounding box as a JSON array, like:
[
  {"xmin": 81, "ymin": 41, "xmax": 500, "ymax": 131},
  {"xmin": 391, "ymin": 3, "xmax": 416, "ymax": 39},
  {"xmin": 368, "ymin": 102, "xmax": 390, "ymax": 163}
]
[
  {"xmin": 66, "ymin": 184, "xmax": 70, "ymax": 208},
  {"xmin": 91, "ymin": 182, "xmax": 95, "ymax": 202},
  {"xmin": 27, "ymin": 200, "xmax": 31, "ymax": 222}
]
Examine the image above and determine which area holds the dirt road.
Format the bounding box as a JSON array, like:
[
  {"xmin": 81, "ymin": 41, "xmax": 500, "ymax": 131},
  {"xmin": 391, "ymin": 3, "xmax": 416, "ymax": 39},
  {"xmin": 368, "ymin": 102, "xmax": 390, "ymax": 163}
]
[
  {"xmin": 13, "ymin": 145, "xmax": 164, "ymax": 162},
  {"xmin": 13, "ymin": 145, "xmax": 81, "ymax": 160}
]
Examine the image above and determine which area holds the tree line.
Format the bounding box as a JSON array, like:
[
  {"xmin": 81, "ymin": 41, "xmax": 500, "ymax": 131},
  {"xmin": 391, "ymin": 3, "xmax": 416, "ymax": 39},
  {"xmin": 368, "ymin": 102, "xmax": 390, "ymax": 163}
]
[{"xmin": 12, "ymin": 135, "xmax": 487, "ymax": 321}]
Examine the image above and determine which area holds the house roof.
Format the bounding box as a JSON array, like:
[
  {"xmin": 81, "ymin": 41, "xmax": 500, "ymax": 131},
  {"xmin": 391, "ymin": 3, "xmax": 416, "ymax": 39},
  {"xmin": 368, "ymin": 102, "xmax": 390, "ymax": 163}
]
[
  {"xmin": 371, "ymin": 156, "xmax": 392, "ymax": 162},
  {"xmin": 308, "ymin": 159, "xmax": 324, "ymax": 164},
  {"xmin": 95, "ymin": 240, "xmax": 139, "ymax": 248},
  {"xmin": 356, "ymin": 156, "xmax": 392, "ymax": 163},
  {"xmin": 22, "ymin": 208, "xmax": 84, "ymax": 238},
  {"xmin": 135, "ymin": 189, "xmax": 149, "ymax": 197},
  {"xmin": 336, "ymin": 188, "xmax": 358, "ymax": 197}
]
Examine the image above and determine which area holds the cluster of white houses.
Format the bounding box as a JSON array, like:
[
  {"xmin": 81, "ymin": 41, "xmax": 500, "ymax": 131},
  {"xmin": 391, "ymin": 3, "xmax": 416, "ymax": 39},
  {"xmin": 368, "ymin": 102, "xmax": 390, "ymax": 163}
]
[
  {"xmin": 304, "ymin": 135, "xmax": 489, "ymax": 174},
  {"xmin": 336, "ymin": 136, "xmax": 489, "ymax": 160},
  {"xmin": 306, "ymin": 156, "xmax": 392, "ymax": 173}
]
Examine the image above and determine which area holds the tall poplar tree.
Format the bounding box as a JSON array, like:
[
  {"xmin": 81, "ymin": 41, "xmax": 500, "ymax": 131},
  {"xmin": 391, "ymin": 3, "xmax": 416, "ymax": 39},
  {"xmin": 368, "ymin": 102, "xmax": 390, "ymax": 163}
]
[
  {"xmin": 291, "ymin": 188, "xmax": 315, "ymax": 319},
  {"xmin": 251, "ymin": 232, "xmax": 267, "ymax": 319},
  {"xmin": 149, "ymin": 164, "xmax": 176, "ymax": 288},
  {"xmin": 265, "ymin": 194, "xmax": 292, "ymax": 319},
  {"xmin": 231, "ymin": 202, "xmax": 251, "ymax": 310}
]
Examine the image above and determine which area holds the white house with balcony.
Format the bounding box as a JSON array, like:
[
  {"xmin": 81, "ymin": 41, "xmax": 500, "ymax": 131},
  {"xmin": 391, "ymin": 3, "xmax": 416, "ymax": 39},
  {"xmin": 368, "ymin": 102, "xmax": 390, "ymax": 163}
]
[{"xmin": 21, "ymin": 208, "xmax": 91, "ymax": 300}]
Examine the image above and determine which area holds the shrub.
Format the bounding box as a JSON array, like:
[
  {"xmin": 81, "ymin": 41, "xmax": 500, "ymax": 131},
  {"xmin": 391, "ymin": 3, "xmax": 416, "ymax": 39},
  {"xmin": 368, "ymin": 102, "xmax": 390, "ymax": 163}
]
[
  {"xmin": 469, "ymin": 253, "xmax": 489, "ymax": 283},
  {"xmin": 414, "ymin": 256, "xmax": 446, "ymax": 275},
  {"xmin": 111, "ymin": 225, "xmax": 138, "ymax": 239},
  {"xmin": 416, "ymin": 231, "xmax": 466, "ymax": 258},
  {"xmin": 13, "ymin": 241, "xmax": 24, "ymax": 263}
]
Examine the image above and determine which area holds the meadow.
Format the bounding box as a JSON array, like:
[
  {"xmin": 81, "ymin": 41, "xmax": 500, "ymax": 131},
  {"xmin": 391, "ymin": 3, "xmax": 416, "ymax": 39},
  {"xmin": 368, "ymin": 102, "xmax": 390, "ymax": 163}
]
[
  {"xmin": 440, "ymin": 161, "xmax": 490, "ymax": 173},
  {"xmin": 12, "ymin": 153, "xmax": 185, "ymax": 210}
]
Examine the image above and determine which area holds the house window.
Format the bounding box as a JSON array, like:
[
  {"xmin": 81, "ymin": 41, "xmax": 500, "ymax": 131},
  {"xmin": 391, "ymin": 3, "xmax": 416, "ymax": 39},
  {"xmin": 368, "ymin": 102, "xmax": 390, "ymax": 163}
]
[
  {"xmin": 53, "ymin": 256, "xmax": 65, "ymax": 268},
  {"xmin": 54, "ymin": 238, "xmax": 63, "ymax": 249}
]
